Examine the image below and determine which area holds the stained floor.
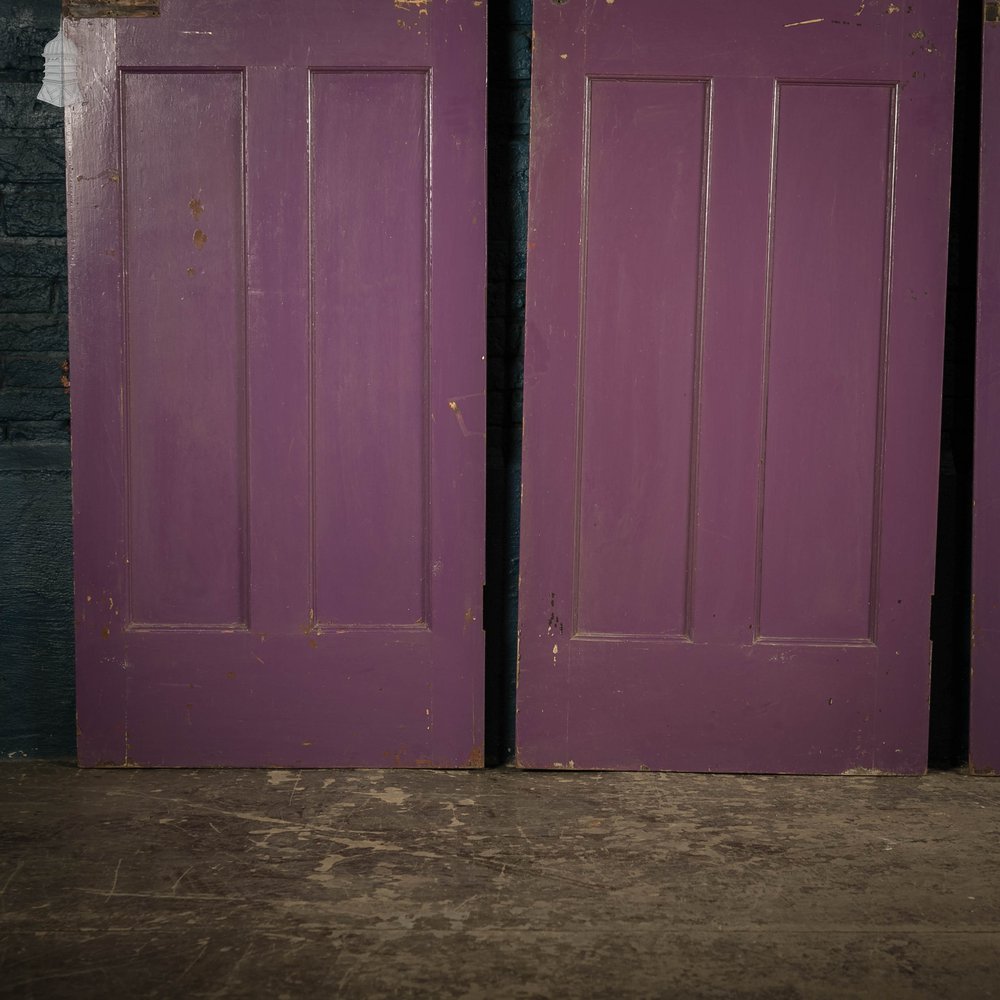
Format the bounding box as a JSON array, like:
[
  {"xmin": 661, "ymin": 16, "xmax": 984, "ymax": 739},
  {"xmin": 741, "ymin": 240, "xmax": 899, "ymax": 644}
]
[{"xmin": 1, "ymin": 763, "xmax": 998, "ymax": 998}]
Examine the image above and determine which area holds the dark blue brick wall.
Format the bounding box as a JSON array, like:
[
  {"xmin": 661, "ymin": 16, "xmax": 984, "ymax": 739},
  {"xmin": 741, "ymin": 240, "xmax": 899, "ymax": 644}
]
[{"xmin": 0, "ymin": 0, "xmax": 75, "ymax": 757}]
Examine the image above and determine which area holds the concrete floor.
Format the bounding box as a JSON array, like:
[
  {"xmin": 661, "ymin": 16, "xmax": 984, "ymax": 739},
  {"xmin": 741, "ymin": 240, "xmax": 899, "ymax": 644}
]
[{"xmin": 0, "ymin": 764, "xmax": 998, "ymax": 999}]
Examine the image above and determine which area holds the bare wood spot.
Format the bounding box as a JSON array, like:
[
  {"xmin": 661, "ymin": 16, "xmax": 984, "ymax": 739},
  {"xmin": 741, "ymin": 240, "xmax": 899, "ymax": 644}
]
[{"xmin": 192, "ymin": 229, "xmax": 207, "ymax": 250}]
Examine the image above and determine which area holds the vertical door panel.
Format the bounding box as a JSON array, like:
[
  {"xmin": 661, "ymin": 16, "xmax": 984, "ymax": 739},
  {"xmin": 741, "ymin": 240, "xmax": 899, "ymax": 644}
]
[
  {"xmin": 758, "ymin": 83, "xmax": 894, "ymax": 643},
  {"xmin": 67, "ymin": 1, "xmax": 486, "ymax": 767},
  {"xmin": 577, "ymin": 78, "xmax": 707, "ymax": 640},
  {"xmin": 311, "ymin": 71, "xmax": 430, "ymax": 628},
  {"xmin": 517, "ymin": 1, "xmax": 957, "ymax": 773},
  {"xmin": 973, "ymin": 2, "xmax": 1000, "ymax": 774},
  {"xmin": 122, "ymin": 71, "xmax": 248, "ymax": 628}
]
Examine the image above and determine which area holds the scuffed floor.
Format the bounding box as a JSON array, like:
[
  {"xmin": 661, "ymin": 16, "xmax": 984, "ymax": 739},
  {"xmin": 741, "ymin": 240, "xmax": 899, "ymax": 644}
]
[{"xmin": 0, "ymin": 763, "xmax": 998, "ymax": 999}]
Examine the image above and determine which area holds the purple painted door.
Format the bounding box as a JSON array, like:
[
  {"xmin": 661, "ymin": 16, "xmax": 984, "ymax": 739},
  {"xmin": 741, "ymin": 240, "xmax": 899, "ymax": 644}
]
[
  {"xmin": 66, "ymin": 0, "xmax": 486, "ymax": 767},
  {"xmin": 517, "ymin": 0, "xmax": 957, "ymax": 773},
  {"xmin": 972, "ymin": 2, "xmax": 1000, "ymax": 775}
]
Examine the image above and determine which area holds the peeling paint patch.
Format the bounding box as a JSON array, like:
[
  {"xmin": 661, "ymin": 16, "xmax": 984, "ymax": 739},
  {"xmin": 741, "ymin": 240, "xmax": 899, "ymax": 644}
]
[{"xmin": 547, "ymin": 593, "xmax": 564, "ymax": 635}]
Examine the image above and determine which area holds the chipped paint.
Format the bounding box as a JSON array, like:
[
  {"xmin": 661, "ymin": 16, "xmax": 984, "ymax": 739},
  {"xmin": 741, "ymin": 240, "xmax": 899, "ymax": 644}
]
[
  {"xmin": 192, "ymin": 229, "xmax": 207, "ymax": 250},
  {"xmin": 546, "ymin": 593, "xmax": 564, "ymax": 635},
  {"xmin": 447, "ymin": 399, "xmax": 480, "ymax": 437}
]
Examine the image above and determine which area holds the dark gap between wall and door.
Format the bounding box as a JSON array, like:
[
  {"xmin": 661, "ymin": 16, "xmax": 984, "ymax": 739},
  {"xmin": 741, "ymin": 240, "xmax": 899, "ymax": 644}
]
[
  {"xmin": 483, "ymin": 0, "xmax": 530, "ymax": 766},
  {"xmin": 928, "ymin": 0, "xmax": 981, "ymax": 770}
]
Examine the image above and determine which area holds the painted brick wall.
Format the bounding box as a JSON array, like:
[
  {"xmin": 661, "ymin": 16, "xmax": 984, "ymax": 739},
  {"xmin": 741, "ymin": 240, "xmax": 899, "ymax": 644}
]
[{"xmin": 0, "ymin": 0, "xmax": 75, "ymax": 757}]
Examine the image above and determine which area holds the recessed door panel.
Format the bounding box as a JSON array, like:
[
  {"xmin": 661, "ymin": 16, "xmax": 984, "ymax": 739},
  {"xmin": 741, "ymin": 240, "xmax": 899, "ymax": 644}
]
[
  {"xmin": 758, "ymin": 82, "xmax": 894, "ymax": 644},
  {"xmin": 122, "ymin": 70, "xmax": 247, "ymax": 628},
  {"xmin": 576, "ymin": 78, "xmax": 708, "ymax": 640},
  {"xmin": 311, "ymin": 70, "xmax": 429, "ymax": 629}
]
